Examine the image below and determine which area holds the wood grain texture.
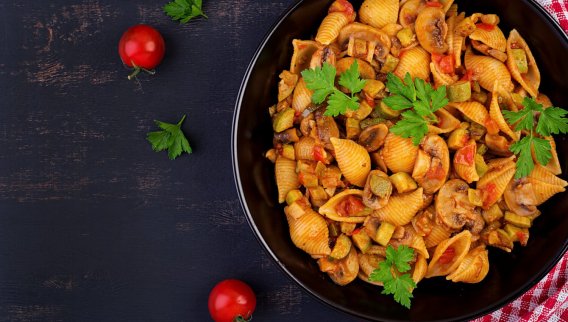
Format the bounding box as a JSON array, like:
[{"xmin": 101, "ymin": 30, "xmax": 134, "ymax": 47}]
[{"xmin": 0, "ymin": 0, "xmax": 362, "ymax": 321}]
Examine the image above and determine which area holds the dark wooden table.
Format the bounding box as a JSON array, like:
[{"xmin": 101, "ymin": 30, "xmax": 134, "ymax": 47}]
[{"xmin": 0, "ymin": 0, "xmax": 361, "ymax": 320}]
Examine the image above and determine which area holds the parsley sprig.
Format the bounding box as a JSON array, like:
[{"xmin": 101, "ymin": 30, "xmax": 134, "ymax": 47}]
[
  {"xmin": 164, "ymin": 0, "xmax": 207, "ymax": 24},
  {"xmin": 369, "ymin": 245, "xmax": 416, "ymax": 309},
  {"xmin": 383, "ymin": 72, "xmax": 449, "ymax": 145},
  {"xmin": 503, "ymin": 97, "xmax": 568, "ymax": 178},
  {"xmin": 147, "ymin": 115, "xmax": 192, "ymax": 160},
  {"xmin": 301, "ymin": 61, "xmax": 367, "ymax": 117}
]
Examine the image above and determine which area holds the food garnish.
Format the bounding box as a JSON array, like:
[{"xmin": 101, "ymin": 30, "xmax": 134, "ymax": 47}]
[
  {"xmin": 369, "ymin": 245, "xmax": 416, "ymax": 309},
  {"xmin": 146, "ymin": 115, "xmax": 192, "ymax": 160},
  {"xmin": 503, "ymin": 97, "xmax": 568, "ymax": 178},
  {"xmin": 164, "ymin": 0, "xmax": 207, "ymax": 24},
  {"xmin": 383, "ymin": 72, "xmax": 449, "ymax": 145},
  {"xmin": 301, "ymin": 61, "xmax": 367, "ymax": 117}
]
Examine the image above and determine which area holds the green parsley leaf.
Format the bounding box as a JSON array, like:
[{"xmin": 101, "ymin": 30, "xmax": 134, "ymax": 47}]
[
  {"xmin": 369, "ymin": 245, "xmax": 416, "ymax": 309},
  {"xmin": 146, "ymin": 115, "xmax": 192, "ymax": 160},
  {"xmin": 537, "ymin": 106, "xmax": 568, "ymax": 136},
  {"xmin": 383, "ymin": 72, "xmax": 448, "ymax": 145},
  {"xmin": 504, "ymin": 97, "xmax": 568, "ymax": 178},
  {"xmin": 339, "ymin": 60, "xmax": 367, "ymax": 94},
  {"xmin": 302, "ymin": 62, "xmax": 366, "ymax": 117},
  {"xmin": 164, "ymin": 0, "xmax": 207, "ymax": 24},
  {"xmin": 390, "ymin": 110, "xmax": 429, "ymax": 146}
]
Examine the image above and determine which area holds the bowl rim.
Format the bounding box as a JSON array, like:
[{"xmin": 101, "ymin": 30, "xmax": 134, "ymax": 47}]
[{"xmin": 231, "ymin": 0, "xmax": 568, "ymax": 320}]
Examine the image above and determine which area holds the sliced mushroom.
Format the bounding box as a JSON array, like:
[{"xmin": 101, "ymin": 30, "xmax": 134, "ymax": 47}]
[
  {"xmin": 412, "ymin": 134, "xmax": 450, "ymax": 194},
  {"xmin": 363, "ymin": 170, "xmax": 392, "ymax": 209},
  {"xmin": 315, "ymin": 110, "xmax": 340, "ymax": 150},
  {"xmin": 358, "ymin": 123, "xmax": 389, "ymax": 152},
  {"xmin": 436, "ymin": 179, "xmax": 476, "ymax": 230},
  {"xmin": 415, "ymin": 7, "xmax": 449, "ymax": 54},
  {"xmin": 309, "ymin": 46, "xmax": 337, "ymax": 69},
  {"xmin": 337, "ymin": 23, "xmax": 392, "ymax": 60},
  {"xmin": 318, "ymin": 246, "xmax": 359, "ymax": 286},
  {"xmin": 504, "ymin": 178, "xmax": 539, "ymax": 217},
  {"xmin": 399, "ymin": 0, "xmax": 425, "ymax": 28}
]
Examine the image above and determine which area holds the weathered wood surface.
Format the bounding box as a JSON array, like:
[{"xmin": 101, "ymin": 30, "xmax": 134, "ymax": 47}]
[{"xmin": 0, "ymin": 0, "xmax": 361, "ymax": 320}]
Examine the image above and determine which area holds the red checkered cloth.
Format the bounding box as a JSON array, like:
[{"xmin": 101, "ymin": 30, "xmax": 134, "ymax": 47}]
[
  {"xmin": 536, "ymin": 0, "xmax": 568, "ymax": 32},
  {"xmin": 474, "ymin": 3, "xmax": 568, "ymax": 321}
]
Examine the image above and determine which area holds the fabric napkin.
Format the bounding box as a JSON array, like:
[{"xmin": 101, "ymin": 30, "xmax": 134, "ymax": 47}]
[{"xmin": 474, "ymin": 1, "xmax": 568, "ymax": 321}]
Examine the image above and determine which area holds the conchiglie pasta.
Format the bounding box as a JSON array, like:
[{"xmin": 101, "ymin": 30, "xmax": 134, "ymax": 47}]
[
  {"xmin": 469, "ymin": 25, "xmax": 507, "ymax": 52},
  {"xmin": 528, "ymin": 163, "xmax": 567, "ymax": 187},
  {"xmin": 359, "ymin": 0, "xmax": 398, "ymax": 29},
  {"xmin": 424, "ymin": 221, "xmax": 452, "ymax": 248},
  {"xmin": 489, "ymin": 83, "xmax": 520, "ymax": 141},
  {"xmin": 286, "ymin": 207, "xmax": 331, "ymax": 257},
  {"xmin": 426, "ymin": 230, "xmax": 472, "ymax": 278},
  {"xmin": 448, "ymin": 101, "xmax": 490, "ymax": 129},
  {"xmin": 275, "ymin": 156, "xmax": 300, "ymax": 203},
  {"xmin": 477, "ymin": 157, "xmax": 516, "ymax": 209},
  {"xmin": 412, "ymin": 255, "xmax": 428, "ymax": 284},
  {"xmin": 453, "ymin": 140, "xmax": 479, "ymax": 183},
  {"xmin": 290, "ymin": 40, "xmax": 320, "ymax": 74},
  {"xmin": 447, "ymin": 246, "xmax": 489, "ymax": 283},
  {"xmin": 507, "ymin": 29, "xmax": 540, "ymax": 98},
  {"xmin": 394, "ymin": 46, "xmax": 431, "ymax": 80},
  {"xmin": 428, "ymin": 108, "xmax": 461, "ymax": 134},
  {"xmin": 319, "ymin": 189, "xmax": 368, "ymax": 223},
  {"xmin": 464, "ymin": 47, "xmax": 513, "ymax": 92},
  {"xmin": 383, "ymin": 132, "xmax": 418, "ymax": 173},
  {"xmin": 316, "ymin": 12, "xmax": 352, "ymax": 45},
  {"xmin": 331, "ymin": 137, "xmax": 371, "ymax": 187},
  {"xmin": 374, "ymin": 187, "xmax": 424, "ymax": 226},
  {"xmin": 292, "ymin": 77, "xmax": 313, "ymax": 114}
]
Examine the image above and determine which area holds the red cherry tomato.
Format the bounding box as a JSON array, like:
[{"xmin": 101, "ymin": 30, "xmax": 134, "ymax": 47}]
[
  {"xmin": 208, "ymin": 279, "xmax": 256, "ymax": 322},
  {"xmin": 118, "ymin": 24, "xmax": 165, "ymax": 78}
]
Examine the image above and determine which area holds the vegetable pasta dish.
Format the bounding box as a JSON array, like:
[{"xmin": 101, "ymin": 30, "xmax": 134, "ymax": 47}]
[{"xmin": 264, "ymin": 0, "xmax": 568, "ymax": 308}]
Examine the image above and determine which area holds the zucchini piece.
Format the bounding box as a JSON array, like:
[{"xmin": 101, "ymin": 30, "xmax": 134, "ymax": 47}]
[
  {"xmin": 345, "ymin": 117, "xmax": 361, "ymax": 139},
  {"xmin": 272, "ymin": 107, "xmax": 295, "ymax": 133},
  {"xmin": 284, "ymin": 201, "xmax": 305, "ymax": 219},
  {"xmin": 504, "ymin": 211, "xmax": 532, "ymax": 228},
  {"xmin": 340, "ymin": 222, "xmax": 357, "ymax": 235},
  {"xmin": 504, "ymin": 224, "xmax": 529, "ymax": 246},
  {"xmin": 468, "ymin": 188, "xmax": 483, "ymax": 206},
  {"xmin": 471, "ymin": 92, "xmax": 488, "ymax": 104},
  {"xmin": 511, "ymin": 48, "xmax": 528, "ymax": 73},
  {"xmin": 352, "ymin": 229, "xmax": 371, "ymax": 253},
  {"xmin": 380, "ymin": 54, "xmax": 400, "ymax": 73},
  {"xmin": 369, "ymin": 174, "xmax": 392, "ymax": 198},
  {"xmin": 360, "ymin": 117, "xmax": 383, "ymax": 129},
  {"xmin": 447, "ymin": 128, "xmax": 469, "ymax": 150},
  {"xmin": 475, "ymin": 154, "xmax": 489, "ymax": 177},
  {"xmin": 328, "ymin": 222, "xmax": 341, "ymax": 238},
  {"xmin": 375, "ymin": 222, "xmax": 396, "ymax": 246},
  {"xmin": 299, "ymin": 172, "xmax": 318, "ymax": 188},
  {"xmin": 376, "ymin": 100, "xmax": 402, "ymax": 119},
  {"xmin": 363, "ymin": 79, "xmax": 385, "ymax": 98},
  {"xmin": 390, "ymin": 172, "xmax": 418, "ymax": 193},
  {"xmin": 477, "ymin": 143, "xmax": 487, "ymax": 155},
  {"xmin": 396, "ymin": 27, "xmax": 414, "ymax": 48},
  {"xmin": 448, "ymin": 81, "xmax": 472, "ymax": 102},
  {"xmin": 281, "ymin": 144, "xmax": 295, "ymax": 160},
  {"xmin": 330, "ymin": 234, "xmax": 352, "ymax": 260},
  {"xmin": 354, "ymin": 100, "xmax": 374, "ymax": 120},
  {"xmin": 285, "ymin": 189, "xmax": 303, "ymax": 205},
  {"xmin": 482, "ymin": 204, "xmax": 503, "ymax": 223}
]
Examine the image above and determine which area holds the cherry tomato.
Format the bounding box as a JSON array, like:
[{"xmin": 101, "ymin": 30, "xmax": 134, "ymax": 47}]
[
  {"xmin": 208, "ymin": 279, "xmax": 256, "ymax": 322},
  {"xmin": 336, "ymin": 195, "xmax": 366, "ymax": 217},
  {"xmin": 118, "ymin": 24, "xmax": 165, "ymax": 79}
]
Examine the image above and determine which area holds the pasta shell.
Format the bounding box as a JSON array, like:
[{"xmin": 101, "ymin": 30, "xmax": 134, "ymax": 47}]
[
  {"xmin": 394, "ymin": 46, "xmax": 431, "ymax": 80},
  {"xmin": 358, "ymin": 253, "xmax": 383, "ymax": 286},
  {"xmin": 428, "ymin": 108, "xmax": 460, "ymax": 134},
  {"xmin": 469, "ymin": 25, "xmax": 507, "ymax": 52},
  {"xmin": 489, "ymin": 83, "xmax": 520, "ymax": 141},
  {"xmin": 337, "ymin": 22, "xmax": 391, "ymax": 59},
  {"xmin": 374, "ymin": 187, "xmax": 424, "ymax": 226},
  {"xmin": 412, "ymin": 254, "xmax": 428, "ymax": 284},
  {"xmin": 415, "ymin": 7, "xmax": 449, "ymax": 54},
  {"xmin": 477, "ymin": 157, "xmax": 516, "ymax": 209},
  {"xmin": 399, "ymin": 0, "xmax": 425, "ymax": 28},
  {"xmin": 424, "ymin": 221, "xmax": 452, "ymax": 248},
  {"xmin": 319, "ymin": 189, "xmax": 368, "ymax": 223},
  {"xmin": 447, "ymin": 246, "xmax": 489, "ymax": 283},
  {"xmin": 506, "ymin": 29, "xmax": 540, "ymax": 98},
  {"xmin": 292, "ymin": 77, "xmax": 313, "ymax": 114},
  {"xmin": 528, "ymin": 163, "xmax": 568, "ymax": 187},
  {"xmin": 286, "ymin": 207, "xmax": 331, "ymax": 256},
  {"xmin": 527, "ymin": 177, "xmax": 566, "ymax": 205},
  {"xmin": 448, "ymin": 101, "xmax": 489, "ymax": 128},
  {"xmin": 504, "ymin": 178, "xmax": 538, "ymax": 217},
  {"xmin": 275, "ymin": 156, "xmax": 300, "ymax": 203},
  {"xmin": 426, "ymin": 230, "xmax": 472, "ymax": 278},
  {"xmin": 290, "ymin": 40, "xmax": 320, "ymax": 74},
  {"xmin": 335, "ymin": 57, "xmax": 376, "ymax": 79},
  {"xmin": 390, "ymin": 225, "xmax": 429, "ymax": 259},
  {"xmin": 412, "ymin": 135, "xmax": 450, "ymax": 194},
  {"xmin": 383, "ymin": 132, "xmax": 419, "ymax": 173},
  {"xmin": 316, "ymin": 12, "xmax": 352, "ymax": 45},
  {"xmin": 294, "ymin": 136, "xmax": 318, "ymax": 161},
  {"xmin": 331, "ymin": 137, "xmax": 371, "ymax": 187},
  {"xmin": 448, "ymin": 12, "xmax": 465, "ymax": 68},
  {"xmin": 319, "ymin": 244, "xmax": 359, "ymax": 285},
  {"xmin": 453, "ymin": 140, "xmax": 479, "ymax": 183},
  {"xmin": 359, "ymin": 0, "xmax": 399, "ymax": 29},
  {"xmin": 542, "ymin": 136, "xmax": 561, "ymax": 175},
  {"xmin": 465, "ymin": 47, "xmax": 513, "ymax": 92}
]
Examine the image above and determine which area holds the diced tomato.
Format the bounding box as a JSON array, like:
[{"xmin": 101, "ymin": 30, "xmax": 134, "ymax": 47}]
[
  {"xmin": 426, "ymin": 1, "xmax": 443, "ymax": 7},
  {"xmin": 335, "ymin": 195, "xmax": 366, "ymax": 217},
  {"xmin": 476, "ymin": 23, "xmax": 495, "ymax": 31},
  {"xmin": 313, "ymin": 145, "xmax": 327, "ymax": 163},
  {"xmin": 454, "ymin": 143, "xmax": 475, "ymax": 166},
  {"xmin": 480, "ymin": 183, "xmax": 497, "ymax": 209},
  {"xmin": 425, "ymin": 164, "xmax": 446, "ymax": 181},
  {"xmin": 516, "ymin": 231, "xmax": 528, "ymax": 245},
  {"xmin": 460, "ymin": 69, "xmax": 475, "ymax": 82},
  {"xmin": 432, "ymin": 53, "xmax": 443, "ymax": 64},
  {"xmin": 439, "ymin": 247, "xmax": 456, "ymax": 264},
  {"xmin": 365, "ymin": 94, "xmax": 376, "ymax": 108},
  {"xmin": 432, "ymin": 53, "xmax": 454, "ymax": 74}
]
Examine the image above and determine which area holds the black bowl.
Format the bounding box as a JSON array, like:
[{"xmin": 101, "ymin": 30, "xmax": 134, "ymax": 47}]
[{"xmin": 232, "ymin": 1, "xmax": 568, "ymax": 320}]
